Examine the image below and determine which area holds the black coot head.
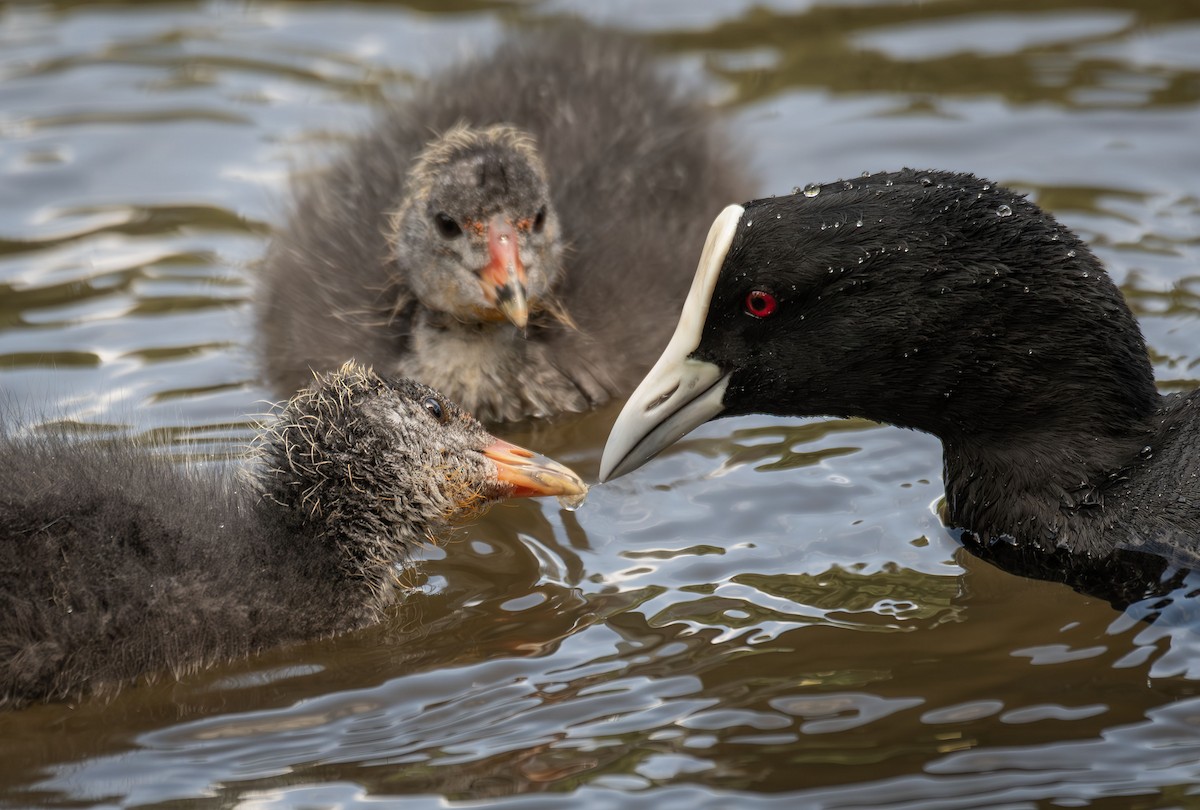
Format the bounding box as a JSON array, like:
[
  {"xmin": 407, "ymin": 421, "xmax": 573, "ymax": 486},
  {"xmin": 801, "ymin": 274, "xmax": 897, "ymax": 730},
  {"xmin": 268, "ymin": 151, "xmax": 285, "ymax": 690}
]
[{"xmin": 601, "ymin": 169, "xmax": 1156, "ymax": 481}]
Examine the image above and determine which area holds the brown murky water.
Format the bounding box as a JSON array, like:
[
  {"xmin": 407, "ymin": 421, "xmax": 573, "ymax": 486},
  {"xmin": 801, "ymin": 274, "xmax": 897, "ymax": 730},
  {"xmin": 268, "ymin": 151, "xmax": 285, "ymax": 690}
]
[{"xmin": 2, "ymin": 1, "xmax": 1200, "ymax": 807}]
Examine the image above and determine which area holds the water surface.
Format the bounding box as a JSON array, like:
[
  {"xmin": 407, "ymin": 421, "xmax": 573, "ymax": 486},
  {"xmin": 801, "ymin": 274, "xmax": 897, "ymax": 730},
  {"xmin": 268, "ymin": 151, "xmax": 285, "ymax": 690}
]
[{"xmin": 2, "ymin": 1, "xmax": 1199, "ymax": 807}]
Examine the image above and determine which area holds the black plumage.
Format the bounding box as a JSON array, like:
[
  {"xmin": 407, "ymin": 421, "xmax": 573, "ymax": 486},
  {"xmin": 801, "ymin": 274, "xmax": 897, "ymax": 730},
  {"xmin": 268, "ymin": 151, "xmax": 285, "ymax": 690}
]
[
  {"xmin": 602, "ymin": 169, "xmax": 1200, "ymax": 585},
  {"xmin": 257, "ymin": 27, "xmax": 750, "ymax": 423},
  {"xmin": 0, "ymin": 363, "xmax": 584, "ymax": 709}
]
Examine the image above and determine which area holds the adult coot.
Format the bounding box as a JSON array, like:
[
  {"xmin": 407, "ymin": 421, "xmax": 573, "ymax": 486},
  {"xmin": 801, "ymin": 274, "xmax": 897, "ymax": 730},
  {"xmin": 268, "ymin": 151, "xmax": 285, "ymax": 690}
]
[
  {"xmin": 0, "ymin": 363, "xmax": 585, "ymax": 709},
  {"xmin": 601, "ymin": 169, "xmax": 1200, "ymax": 580},
  {"xmin": 258, "ymin": 28, "xmax": 749, "ymax": 423}
]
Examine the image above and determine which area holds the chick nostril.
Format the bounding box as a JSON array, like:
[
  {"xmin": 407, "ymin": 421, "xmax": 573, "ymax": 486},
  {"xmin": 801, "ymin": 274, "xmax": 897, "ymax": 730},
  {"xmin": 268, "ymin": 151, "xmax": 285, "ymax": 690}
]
[{"xmin": 648, "ymin": 383, "xmax": 679, "ymax": 412}]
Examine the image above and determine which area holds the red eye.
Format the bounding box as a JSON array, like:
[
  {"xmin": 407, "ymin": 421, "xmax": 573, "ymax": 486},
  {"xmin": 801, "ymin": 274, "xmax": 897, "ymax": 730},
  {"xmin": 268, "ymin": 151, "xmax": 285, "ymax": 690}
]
[{"xmin": 744, "ymin": 290, "xmax": 777, "ymax": 318}]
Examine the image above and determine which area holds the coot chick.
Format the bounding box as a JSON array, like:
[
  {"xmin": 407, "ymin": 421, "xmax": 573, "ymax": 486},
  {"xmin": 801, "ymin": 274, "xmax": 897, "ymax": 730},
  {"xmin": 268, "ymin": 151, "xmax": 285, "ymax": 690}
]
[
  {"xmin": 257, "ymin": 28, "xmax": 749, "ymax": 423},
  {"xmin": 0, "ymin": 363, "xmax": 585, "ymax": 709},
  {"xmin": 601, "ymin": 170, "xmax": 1200, "ymax": 576}
]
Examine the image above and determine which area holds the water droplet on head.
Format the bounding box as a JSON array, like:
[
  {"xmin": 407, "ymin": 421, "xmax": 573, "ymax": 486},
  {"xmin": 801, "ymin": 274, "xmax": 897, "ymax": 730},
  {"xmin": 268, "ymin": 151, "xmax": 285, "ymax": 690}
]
[
  {"xmin": 996, "ymin": 204, "xmax": 1013, "ymax": 218},
  {"xmin": 802, "ymin": 183, "xmax": 821, "ymax": 198},
  {"xmin": 855, "ymin": 218, "xmax": 863, "ymax": 227},
  {"xmin": 919, "ymin": 176, "xmax": 933, "ymax": 187},
  {"xmin": 1066, "ymin": 249, "xmax": 1076, "ymax": 258}
]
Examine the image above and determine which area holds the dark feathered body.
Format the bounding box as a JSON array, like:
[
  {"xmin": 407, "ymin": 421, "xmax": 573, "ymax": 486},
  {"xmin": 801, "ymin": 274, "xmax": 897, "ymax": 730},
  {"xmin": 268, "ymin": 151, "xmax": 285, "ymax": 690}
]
[
  {"xmin": 0, "ymin": 365, "xmax": 584, "ymax": 708},
  {"xmin": 258, "ymin": 28, "xmax": 750, "ymax": 422},
  {"xmin": 0, "ymin": 435, "xmax": 342, "ymax": 707},
  {"xmin": 965, "ymin": 389, "xmax": 1200, "ymax": 599},
  {"xmin": 1073, "ymin": 389, "xmax": 1200, "ymax": 562}
]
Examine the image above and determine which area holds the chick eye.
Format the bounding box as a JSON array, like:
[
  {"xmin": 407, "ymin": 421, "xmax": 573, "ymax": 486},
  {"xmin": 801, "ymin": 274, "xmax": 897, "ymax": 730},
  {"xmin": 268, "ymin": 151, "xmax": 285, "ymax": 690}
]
[
  {"xmin": 422, "ymin": 396, "xmax": 447, "ymax": 422},
  {"xmin": 744, "ymin": 290, "xmax": 778, "ymax": 318},
  {"xmin": 532, "ymin": 206, "xmax": 547, "ymax": 234},
  {"xmin": 433, "ymin": 212, "xmax": 462, "ymax": 239}
]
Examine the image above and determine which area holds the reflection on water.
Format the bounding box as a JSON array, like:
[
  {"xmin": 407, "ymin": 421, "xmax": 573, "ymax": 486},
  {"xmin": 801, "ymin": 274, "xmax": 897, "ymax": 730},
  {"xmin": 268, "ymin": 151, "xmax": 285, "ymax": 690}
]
[{"xmin": 1, "ymin": 1, "xmax": 1199, "ymax": 808}]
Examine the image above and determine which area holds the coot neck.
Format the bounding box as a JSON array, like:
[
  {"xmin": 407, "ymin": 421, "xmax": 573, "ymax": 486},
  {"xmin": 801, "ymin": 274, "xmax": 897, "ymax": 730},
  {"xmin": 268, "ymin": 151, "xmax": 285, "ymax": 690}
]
[
  {"xmin": 898, "ymin": 276, "xmax": 1164, "ymax": 555},
  {"xmin": 403, "ymin": 305, "xmax": 597, "ymax": 423},
  {"xmin": 940, "ymin": 408, "xmax": 1159, "ymax": 555},
  {"xmin": 253, "ymin": 482, "xmax": 419, "ymax": 617},
  {"xmin": 414, "ymin": 303, "xmax": 560, "ymax": 337}
]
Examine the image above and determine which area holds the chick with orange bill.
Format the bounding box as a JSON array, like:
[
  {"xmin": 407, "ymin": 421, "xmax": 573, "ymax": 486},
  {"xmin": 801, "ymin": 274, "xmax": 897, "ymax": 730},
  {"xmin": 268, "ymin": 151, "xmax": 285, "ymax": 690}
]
[{"xmin": 0, "ymin": 362, "xmax": 586, "ymax": 709}]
